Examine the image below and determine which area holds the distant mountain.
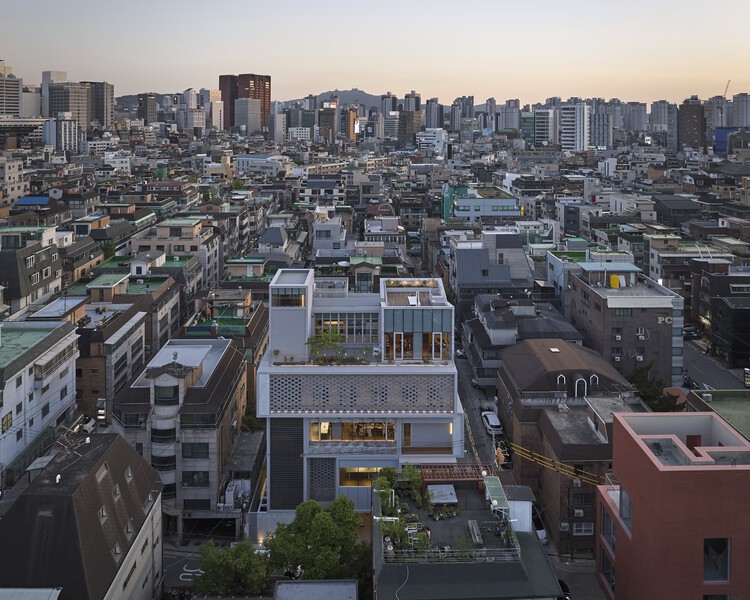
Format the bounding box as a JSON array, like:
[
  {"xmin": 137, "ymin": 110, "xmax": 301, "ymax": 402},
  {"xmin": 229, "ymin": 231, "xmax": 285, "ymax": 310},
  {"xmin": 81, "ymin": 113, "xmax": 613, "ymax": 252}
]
[
  {"xmin": 301, "ymin": 88, "xmax": 382, "ymax": 110},
  {"xmin": 116, "ymin": 88, "xmax": 386, "ymax": 111}
]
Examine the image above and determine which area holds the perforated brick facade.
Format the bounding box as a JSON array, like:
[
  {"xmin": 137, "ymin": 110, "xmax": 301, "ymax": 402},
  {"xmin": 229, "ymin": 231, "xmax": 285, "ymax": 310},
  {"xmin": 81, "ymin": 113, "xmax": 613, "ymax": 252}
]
[{"xmin": 269, "ymin": 373, "xmax": 455, "ymax": 413}]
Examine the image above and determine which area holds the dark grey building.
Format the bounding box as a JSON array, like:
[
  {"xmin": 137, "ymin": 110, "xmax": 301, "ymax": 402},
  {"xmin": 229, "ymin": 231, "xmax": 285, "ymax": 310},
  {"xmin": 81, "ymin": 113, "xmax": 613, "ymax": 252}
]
[{"xmin": 0, "ymin": 434, "xmax": 163, "ymax": 600}]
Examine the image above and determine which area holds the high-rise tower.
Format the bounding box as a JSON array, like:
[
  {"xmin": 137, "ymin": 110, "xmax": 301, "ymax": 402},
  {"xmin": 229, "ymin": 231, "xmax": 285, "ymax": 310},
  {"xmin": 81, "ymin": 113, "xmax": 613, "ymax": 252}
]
[{"xmin": 219, "ymin": 73, "xmax": 271, "ymax": 130}]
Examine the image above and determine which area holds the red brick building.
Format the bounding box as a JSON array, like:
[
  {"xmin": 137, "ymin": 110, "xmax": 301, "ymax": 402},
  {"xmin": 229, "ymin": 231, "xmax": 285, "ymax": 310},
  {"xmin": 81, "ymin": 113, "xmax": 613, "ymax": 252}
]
[{"xmin": 596, "ymin": 413, "xmax": 750, "ymax": 599}]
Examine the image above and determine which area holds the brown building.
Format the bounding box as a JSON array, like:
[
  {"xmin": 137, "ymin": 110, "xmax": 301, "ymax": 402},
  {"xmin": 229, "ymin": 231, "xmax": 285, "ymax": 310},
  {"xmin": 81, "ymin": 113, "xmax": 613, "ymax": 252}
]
[
  {"xmin": 678, "ymin": 98, "xmax": 706, "ymax": 151},
  {"xmin": 496, "ymin": 339, "xmax": 637, "ymax": 554},
  {"xmin": 219, "ymin": 73, "xmax": 271, "ymax": 131},
  {"xmin": 596, "ymin": 412, "xmax": 750, "ymax": 599}
]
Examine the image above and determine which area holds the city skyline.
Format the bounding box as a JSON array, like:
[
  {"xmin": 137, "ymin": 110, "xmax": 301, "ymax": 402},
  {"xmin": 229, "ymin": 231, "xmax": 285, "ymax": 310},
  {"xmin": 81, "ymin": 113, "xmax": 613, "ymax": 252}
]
[{"xmin": 2, "ymin": 0, "xmax": 750, "ymax": 105}]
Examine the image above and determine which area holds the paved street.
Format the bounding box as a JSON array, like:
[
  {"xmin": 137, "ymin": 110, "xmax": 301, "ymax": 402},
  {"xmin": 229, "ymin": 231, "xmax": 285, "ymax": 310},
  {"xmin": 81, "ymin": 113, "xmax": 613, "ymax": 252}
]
[
  {"xmin": 163, "ymin": 550, "xmax": 204, "ymax": 595},
  {"xmin": 683, "ymin": 339, "xmax": 745, "ymax": 391},
  {"xmin": 455, "ymin": 356, "xmax": 499, "ymax": 467}
]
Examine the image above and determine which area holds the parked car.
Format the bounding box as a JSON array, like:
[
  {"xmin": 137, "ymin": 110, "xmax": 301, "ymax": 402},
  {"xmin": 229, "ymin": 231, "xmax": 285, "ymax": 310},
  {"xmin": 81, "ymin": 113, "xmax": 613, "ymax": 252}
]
[
  {"xmin": 532, "ymin": 506, "xmax": 549, "ymax": 545},
  {"xmin": 75, "ymin": 415, "xmax": 97, "ymax": 434},
  {"xmin": 471, "ymin": 377, "xmax": 482, "ymax": 389},
  {"xmin": 481, "ymin": 411, "xmax": 504, "ymax": 436},
  {"xmin": 455, "ymin": 348, "xmax": 466, "ymax": 358}
]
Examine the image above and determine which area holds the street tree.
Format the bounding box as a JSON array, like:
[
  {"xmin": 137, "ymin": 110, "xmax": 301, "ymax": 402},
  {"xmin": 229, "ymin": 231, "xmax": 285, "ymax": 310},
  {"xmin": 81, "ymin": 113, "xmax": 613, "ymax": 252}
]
[
  {"xmin": 628, "ymin": 363, "xmax": 681, "ymax": 412},
  {"xmin": 266, "ymin": 496, "xmax": 364, "ymax": 580},
  {"xmin": 195, "ymin": 539, "xmax": 268, "ymax": 596}
]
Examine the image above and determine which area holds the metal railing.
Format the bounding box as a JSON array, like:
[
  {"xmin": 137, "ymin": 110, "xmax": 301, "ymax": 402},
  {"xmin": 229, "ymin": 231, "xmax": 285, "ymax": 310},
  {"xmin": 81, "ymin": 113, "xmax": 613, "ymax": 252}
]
[{"xmin": 384, "ymin": 545, "xmax": 520, "ymax": 564}]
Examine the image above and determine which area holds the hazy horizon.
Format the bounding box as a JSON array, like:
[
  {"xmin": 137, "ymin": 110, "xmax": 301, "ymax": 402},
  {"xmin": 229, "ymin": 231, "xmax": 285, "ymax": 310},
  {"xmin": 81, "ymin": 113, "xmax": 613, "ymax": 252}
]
[{"xmin": 3, "ymin": 0, "xmax": 749, "ymax": 106}]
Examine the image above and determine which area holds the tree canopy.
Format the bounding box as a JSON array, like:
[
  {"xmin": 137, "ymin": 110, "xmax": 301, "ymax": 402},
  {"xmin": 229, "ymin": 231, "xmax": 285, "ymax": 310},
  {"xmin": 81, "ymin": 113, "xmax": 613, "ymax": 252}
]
[
  {"xmin": 196, "ymin": 539, "xmax": 268, "ymax": 596},
  {"xmin": 265, "ymin": 495, "xmax": 362, "ymax": 580},
  {"xmin": 628, "ymin": 363, "xmax": 681, "ymax": 412}
]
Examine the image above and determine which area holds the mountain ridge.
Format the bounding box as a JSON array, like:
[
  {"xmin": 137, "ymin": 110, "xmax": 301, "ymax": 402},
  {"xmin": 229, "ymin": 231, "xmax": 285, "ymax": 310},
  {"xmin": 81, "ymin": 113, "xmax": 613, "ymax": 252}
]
[{"xmin": 116, "ymin": 88, "xmax": 387, "ymax": 111}]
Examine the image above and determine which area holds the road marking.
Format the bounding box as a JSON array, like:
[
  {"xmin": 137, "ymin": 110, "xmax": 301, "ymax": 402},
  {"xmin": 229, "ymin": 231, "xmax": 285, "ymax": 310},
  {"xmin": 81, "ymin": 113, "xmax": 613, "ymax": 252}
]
[{"xmin": 179, "ymin": 566, "xmax": 204, "ymax": 582}]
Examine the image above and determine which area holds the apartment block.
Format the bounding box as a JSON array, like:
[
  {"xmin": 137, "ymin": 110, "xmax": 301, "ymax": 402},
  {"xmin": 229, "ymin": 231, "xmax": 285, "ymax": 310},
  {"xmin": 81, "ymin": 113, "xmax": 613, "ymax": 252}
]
[
  {"xmin": 28, "ymin": 293, "xmax": 146, "ymax": 420},
  {"xmin": 113, "ymin": 338, "xmax": 247, "ymax": 539},
  {"xmin": 0, "ymin": 320, "xmax": 79, "ymax": 489},
  {"xmin": 568, "ymin": 263, "xmax": 685, "ymax": 386},
  {"xmin": 0, "ymin": 226, "xmax": 63, "ymax": 316},
  {"xmin": 0, "ymin": 156, "xmax": 29, "ymax": 206},
  {"xmin": 131, "ymin": 218, "xmax": 222, "ymax": 287}
]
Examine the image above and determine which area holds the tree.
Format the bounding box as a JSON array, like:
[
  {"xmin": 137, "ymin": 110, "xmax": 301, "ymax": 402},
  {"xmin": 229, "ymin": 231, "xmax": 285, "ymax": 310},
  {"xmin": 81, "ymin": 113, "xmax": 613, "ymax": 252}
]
[
  {"xmin": 628, "ymin": 363, "xmax": 681, "ymax": 412},
  {"xmin": 306, "ymin": 331, "xmax": 344, "ymax": 362},
  {"xmin": 196, "ymin": 540, "xmax": 268, "ymax": 596},
  {"xmin": 265, "ymin": 496, "xmax": 368, "ymax": 583}
]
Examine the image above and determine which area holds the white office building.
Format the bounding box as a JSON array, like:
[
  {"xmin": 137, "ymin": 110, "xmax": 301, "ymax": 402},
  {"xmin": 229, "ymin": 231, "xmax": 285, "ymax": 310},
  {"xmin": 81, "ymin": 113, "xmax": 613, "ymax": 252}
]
[{"xmin": 257, "ymin": 270, "xmax": 465, "ymax": 515}]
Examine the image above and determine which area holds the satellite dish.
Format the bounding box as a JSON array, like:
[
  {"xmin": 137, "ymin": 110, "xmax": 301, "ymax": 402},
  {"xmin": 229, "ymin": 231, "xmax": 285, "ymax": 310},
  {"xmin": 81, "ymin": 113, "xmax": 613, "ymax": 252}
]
[{"xmin": 338, "ymin": 261, "xmax": 350, "ymax": 267}]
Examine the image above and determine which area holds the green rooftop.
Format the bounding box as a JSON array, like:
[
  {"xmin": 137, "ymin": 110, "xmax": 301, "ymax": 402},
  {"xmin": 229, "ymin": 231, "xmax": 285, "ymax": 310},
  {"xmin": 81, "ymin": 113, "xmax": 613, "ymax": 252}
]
[
  {"xmin": 696, "ymin": 390, "xmax": 750, "ymax": 441},
  {"xmin": 0, "ymin": 325, "xmax": 61, "ymax": 369},
  {"xmin": 126, "ymin": 277, "xmax": 171, "ymax": 295},
  {"xmin": 226, "ymin": 257, "xmax": 267, "ymax": 264},
  {"xmin": 550, "ymin": 251, "xmax": 587, "ymax": 261},
  {"xmin": 88, "ymin": 273, "xmax": 129, "ymax": 288}
]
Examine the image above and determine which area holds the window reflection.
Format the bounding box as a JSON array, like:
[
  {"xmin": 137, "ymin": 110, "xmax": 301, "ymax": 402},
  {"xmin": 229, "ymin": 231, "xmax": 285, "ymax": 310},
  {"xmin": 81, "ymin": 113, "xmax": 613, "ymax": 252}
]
[{"xmin": 310, "ymin": 420, "xmax": 396, "ymax": 442}]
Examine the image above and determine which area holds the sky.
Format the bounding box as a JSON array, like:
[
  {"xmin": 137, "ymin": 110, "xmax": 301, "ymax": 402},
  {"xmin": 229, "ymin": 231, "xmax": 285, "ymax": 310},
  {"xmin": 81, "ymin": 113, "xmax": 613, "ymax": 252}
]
[{"xmin": 2, "ymin": 0, "xmax": 749, "ymax": 106}]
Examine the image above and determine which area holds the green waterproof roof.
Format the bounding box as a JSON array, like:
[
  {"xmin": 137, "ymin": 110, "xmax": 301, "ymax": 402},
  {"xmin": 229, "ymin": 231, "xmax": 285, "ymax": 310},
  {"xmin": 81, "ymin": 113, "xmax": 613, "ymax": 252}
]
[{"xmin": 484, "ymin": 475, "xmax": 509, "ymax": 512}]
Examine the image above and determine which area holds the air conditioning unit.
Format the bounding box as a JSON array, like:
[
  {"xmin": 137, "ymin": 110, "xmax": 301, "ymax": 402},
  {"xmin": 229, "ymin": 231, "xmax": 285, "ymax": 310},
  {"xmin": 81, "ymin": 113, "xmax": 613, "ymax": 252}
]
[
  {"xmin": 636, "ymin": 355, "xmax": 644, "ymax": 362},
  {"xmin": 574, "ymin": 509, "xmax": 585, "ymax": 518},
  {"xmin": 614, "ymin": 335, "xmax": 622, "ymax": 341},
  {"xmin": 702, "ymin": 393, "xmax": 713, "ymax": 403},
  {"xmin": 560, "ymin": 521, "xmax": 570, "ymax": 532},
  {"xmin": 136, "ymin": 279, "xmax": 144, "ymax": 284},
  {"xmin": 614, "ymin": 356, "xmax": 621, "ymax": 362},
  {"xmin": 638, "ymin": 335, "xmax": 646, "ymax": 341},
  {"xmin": 572, "ymin": 478, "xmax": 582, "ymax": 488}
]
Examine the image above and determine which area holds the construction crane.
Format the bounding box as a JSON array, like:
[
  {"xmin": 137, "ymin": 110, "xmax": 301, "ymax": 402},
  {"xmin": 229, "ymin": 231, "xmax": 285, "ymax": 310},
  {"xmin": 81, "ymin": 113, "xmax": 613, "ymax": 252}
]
[{"xmin": 718, "ymin": 80, "xmax": 731, "ymax": 126}]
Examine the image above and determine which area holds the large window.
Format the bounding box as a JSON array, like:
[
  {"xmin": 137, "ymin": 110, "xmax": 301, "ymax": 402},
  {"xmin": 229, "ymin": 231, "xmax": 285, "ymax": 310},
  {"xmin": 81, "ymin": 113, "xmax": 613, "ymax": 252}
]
[
  {"xmin": 704, "ymin": 538, "xmax": 730, "ymax": 582},
  {"xmin": 154, "ymin": 385, "xmax": 179, "ymax": 406},
  {"xmin": 182, "ymin": 443, "xmax": 209, "ymax": 459},
  {"xmin": 314, "ymin": 312, "xmax": 379, "ymax": 344},
  {"xmin": 572, "ymin": 522, "xmax": 594, "ymax": 536},
  {"xmin": 601, "ymin": 508, "xmax": 616, "ymax": 553},
  {"xmin": 310, "ymin": 420, "xmax": 395, "ymax": 442},
  {"xmin": 601, "ymin": 550, "xmax": 615, "ymax": 592},
  {"xmin": 619, "ymin": 488, "xmax": 632, "ymax": 532},
  {"xmin": 1, "ymin": 412, "xmax": 11, "ymax": 433},
  {"xmin": 339, "ymin": 467, "xmax": 379, "ymax": 487},
  {"xmin": 271, "ymin": 288, "xmax": 305, "ymax": 307},
  {"xmin": 182, "ymin": 471, "xmax": 209, "ymax": 487}
]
